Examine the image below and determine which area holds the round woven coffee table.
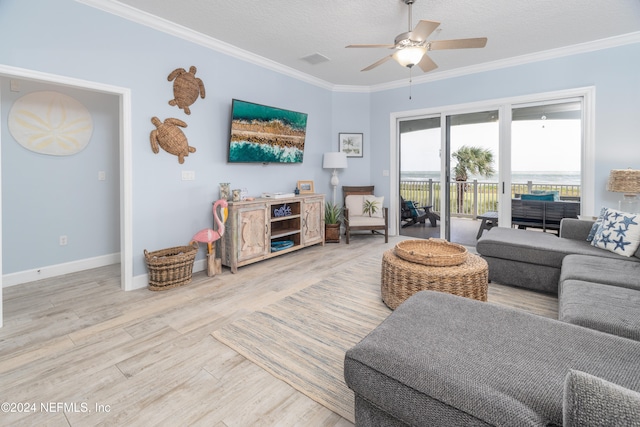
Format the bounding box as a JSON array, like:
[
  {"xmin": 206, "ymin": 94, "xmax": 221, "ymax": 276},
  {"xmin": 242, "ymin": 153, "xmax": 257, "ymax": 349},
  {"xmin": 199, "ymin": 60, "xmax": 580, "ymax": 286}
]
[{"xmin": 381, "ymin": 242, "xmax": 488, "ymax": 309}]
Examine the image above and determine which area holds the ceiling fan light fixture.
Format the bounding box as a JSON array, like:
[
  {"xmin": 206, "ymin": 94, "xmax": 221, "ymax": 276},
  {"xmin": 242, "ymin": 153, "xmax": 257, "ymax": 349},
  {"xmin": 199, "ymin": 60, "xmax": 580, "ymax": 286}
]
[{"xmin": 393, "ymin": 46, "xmax": 426, "ymax": 68}]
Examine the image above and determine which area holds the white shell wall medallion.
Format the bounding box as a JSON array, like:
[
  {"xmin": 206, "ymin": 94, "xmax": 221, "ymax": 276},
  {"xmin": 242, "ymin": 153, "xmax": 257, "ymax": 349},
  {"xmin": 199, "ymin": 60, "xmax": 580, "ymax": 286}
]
[{"xmin": 8, "ymin": 91, "xmax": 94, "ymax": 156}]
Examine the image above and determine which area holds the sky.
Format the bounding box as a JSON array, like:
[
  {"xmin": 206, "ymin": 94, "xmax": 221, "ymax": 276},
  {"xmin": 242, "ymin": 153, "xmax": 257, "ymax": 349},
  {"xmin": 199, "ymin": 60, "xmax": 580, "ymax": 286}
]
[{"xmin": 400, "ymin": 119, "xmax": 582, "ymax": 173}]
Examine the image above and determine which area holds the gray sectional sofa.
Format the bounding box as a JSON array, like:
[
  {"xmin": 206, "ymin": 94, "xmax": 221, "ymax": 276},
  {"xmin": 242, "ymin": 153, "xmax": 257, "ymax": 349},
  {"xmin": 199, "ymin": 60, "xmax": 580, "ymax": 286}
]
[{"xmin": 344, "ymin": 218, "xmax": 640, "ymax": 426}]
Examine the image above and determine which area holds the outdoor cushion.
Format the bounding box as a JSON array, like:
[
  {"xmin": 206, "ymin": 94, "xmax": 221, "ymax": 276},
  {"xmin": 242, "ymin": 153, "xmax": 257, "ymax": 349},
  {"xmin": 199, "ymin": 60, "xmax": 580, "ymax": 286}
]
[
  {"xmin": 522, "ymin": 193, "xmax": 555, "ymax": 201},
  {"xmin": 532, "ymin": 190, "xmax": 560, "ymax": 201}
]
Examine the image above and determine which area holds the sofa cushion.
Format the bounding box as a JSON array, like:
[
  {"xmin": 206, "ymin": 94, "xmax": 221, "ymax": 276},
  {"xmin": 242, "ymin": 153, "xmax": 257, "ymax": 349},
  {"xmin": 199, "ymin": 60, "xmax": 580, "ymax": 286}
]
[
  {"xmin": 564, "ymin": 370, "xmax": 640, "ymax": 427},
  {"xmin": 591, "ymin": 208, "xmax": 640, "ymax": 257},
  {"xmin": 344, "ymin": 291, "xmax": 640, "ymax": 427},
  {"xmin": 477, "ymin": 227, "xmax": 628, "ymax": 269},
  {"xmin": 559, "ymin": 279, "xmax": 640, "ymax": 341},
  {"xmin": 560, "ymin": 254, "xmax": 640, "ymax": 292},
  {"xmin": 586, "ymin": 207, "xmax": 607, "ymax": 242}
]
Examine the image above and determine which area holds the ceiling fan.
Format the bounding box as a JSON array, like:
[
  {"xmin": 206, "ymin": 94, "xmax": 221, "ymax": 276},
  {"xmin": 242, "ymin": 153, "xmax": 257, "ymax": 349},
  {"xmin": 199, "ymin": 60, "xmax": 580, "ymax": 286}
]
[{"xmin": 346, "ymin": 0, "xmax": 487, "ymax": 73}]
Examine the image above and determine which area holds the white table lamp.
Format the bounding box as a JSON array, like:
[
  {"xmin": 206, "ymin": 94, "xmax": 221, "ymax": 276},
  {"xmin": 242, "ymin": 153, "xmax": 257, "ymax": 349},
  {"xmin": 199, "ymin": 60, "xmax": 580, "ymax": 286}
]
[{"xmin": 323, "ymin": 152, "xmax": 348, "ymax": 205}]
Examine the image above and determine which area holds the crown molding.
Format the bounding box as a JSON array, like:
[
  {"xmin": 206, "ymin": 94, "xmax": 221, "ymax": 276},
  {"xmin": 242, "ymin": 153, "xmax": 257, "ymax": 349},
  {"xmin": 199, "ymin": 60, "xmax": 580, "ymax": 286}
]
[
  {"xmin": 369, "ymin": 31, "xmax": 640, "ymax": 93},
  {"xmin": 76, "ymin": 1, "xmax": 640, "ymax": 94},
  {"xmin": 75, "ymin": 0, "xmax": 335, "ymax": 90}
]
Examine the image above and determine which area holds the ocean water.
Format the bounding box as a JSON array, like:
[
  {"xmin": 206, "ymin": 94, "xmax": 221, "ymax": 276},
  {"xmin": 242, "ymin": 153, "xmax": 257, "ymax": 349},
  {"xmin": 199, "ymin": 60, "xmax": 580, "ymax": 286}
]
[
  {"xmin": 401, "ymin": 171, "xmax": 581, "ymax": 185},
  {"xmin": 229, "ymin": 141, "xmax": 303, "ymax": 163}
]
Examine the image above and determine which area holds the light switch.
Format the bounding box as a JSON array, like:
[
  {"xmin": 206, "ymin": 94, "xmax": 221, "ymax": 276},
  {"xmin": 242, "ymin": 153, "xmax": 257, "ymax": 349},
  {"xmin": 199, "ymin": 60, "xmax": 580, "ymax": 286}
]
[
  {"xmin": 181, "ymin": 171, "xmax": 195, "ymax": 181},
  {"xmin": 10, "ymin": 79, "xmax": 20, "ymax": 92},
  {"xmin": 98, "ymin": 171, "xmax": 106, "ymax": 181}
]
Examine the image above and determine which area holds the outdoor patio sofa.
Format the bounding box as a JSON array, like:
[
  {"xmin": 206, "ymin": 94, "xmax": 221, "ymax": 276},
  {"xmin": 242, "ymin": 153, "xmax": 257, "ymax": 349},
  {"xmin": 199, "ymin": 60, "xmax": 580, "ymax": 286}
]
[
  {"xmin": 511, "ymin": 198, "xmax": 580, "ymax": 233},
  {"xmin": 344, "ymin": 216, "xmax": 640, "ymax": 425}
]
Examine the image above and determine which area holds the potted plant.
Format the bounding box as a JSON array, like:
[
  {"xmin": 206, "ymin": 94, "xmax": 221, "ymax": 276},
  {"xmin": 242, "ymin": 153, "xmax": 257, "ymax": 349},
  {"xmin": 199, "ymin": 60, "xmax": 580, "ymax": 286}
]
[{"xmin": 325, "ymin": 202, "xmax": 342, "ymax": 243}]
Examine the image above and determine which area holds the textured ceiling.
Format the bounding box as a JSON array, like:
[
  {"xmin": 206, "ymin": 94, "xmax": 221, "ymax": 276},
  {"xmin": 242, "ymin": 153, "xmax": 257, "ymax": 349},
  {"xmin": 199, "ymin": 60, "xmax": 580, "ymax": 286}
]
[{"xmin": 101, "ymin": 0, "xmax": 640, "ymax": 87}]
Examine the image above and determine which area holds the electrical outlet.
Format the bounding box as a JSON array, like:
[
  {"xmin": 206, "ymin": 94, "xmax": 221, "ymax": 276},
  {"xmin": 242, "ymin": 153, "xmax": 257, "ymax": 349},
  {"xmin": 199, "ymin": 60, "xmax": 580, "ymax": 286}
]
[
  {"xmin": 98, "ymin": 171, "xmax": 106, "ymax": 181},
  {"xmin": 181, "ymin": 171, "xmax": 195, "ymax": 181},
  {"xmin": 59, "ymin": 235, "xmax": 68, "ymax": 246}
]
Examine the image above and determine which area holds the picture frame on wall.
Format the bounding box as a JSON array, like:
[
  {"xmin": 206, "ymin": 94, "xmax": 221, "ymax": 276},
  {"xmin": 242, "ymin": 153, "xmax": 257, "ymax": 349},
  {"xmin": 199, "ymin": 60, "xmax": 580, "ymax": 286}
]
[
  {"xmin": 339, "ymin": 133, "xmax": 363, "ymax": 158},
  {"xmin": 297, "ymin": 180, "xmax": 314, "ymax": 194}
]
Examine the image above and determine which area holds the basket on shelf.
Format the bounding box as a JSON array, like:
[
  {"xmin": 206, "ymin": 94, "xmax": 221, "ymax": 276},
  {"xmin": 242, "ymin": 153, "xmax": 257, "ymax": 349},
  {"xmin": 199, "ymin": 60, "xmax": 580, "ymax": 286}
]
[
  {"xmin": 394, "ymin": 238, "xmax": 467, "ymax": 267},
  {"xmin": 144, "ymin": 242, "xmax": 198, "ymax": 291}
]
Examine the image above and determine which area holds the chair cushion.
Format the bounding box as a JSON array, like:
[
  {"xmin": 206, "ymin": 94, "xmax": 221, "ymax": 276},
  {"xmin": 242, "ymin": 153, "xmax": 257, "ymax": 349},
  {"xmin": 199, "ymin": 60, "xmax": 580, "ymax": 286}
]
[
  {"xmin": 349, "ymin": 216, "xmax": 385, "ymax": 227},
  {"xmin": 364, "ymin": 195, "xmax": 384, "ymax": 218},
  {"xmin": 345, "ymin": 195, "xmax": 364, "ymax": 216}
]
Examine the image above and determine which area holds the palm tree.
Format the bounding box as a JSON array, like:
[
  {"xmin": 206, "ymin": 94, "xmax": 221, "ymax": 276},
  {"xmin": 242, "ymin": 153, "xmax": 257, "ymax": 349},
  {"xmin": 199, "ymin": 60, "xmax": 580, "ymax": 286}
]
[{"xmin": 451, "ymin": 146, "xmax": 496, "ymax": 214}]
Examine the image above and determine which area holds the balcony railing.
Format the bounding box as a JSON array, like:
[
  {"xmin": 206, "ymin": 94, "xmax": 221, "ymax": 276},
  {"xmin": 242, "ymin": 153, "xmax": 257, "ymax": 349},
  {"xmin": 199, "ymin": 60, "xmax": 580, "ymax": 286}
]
[{"xmin": 400, "ymin": 179, "xmax": 581, "ymax": 219}]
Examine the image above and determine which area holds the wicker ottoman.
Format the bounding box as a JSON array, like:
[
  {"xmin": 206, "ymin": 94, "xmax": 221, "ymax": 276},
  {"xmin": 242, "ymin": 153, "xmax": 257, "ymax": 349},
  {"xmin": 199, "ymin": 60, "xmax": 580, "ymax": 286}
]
[{"xmin": 381, "ymin": 246, "xmax": 488, "ymax": 309}]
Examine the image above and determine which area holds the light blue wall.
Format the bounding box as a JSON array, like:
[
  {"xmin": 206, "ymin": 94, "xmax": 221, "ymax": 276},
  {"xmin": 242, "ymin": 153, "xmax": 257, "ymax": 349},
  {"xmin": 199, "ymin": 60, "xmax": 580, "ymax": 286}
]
[
  {"xmin": 0, "ymin": 0, "xmax": 335, "ymax": 277},
  {"xmin": 368, "ymin": 43, "xmax": 640, "ymax": 214},
  {"xmin": 1, "ymin": 0, "xmax": 638, "ymax": 279},
  {"xmin": 1, "ymin": 78, "xmax": 120, "ymax": 273},
  {"xmin": 330, "ymin": 91, "xmax": 372, "ymax": 203}
]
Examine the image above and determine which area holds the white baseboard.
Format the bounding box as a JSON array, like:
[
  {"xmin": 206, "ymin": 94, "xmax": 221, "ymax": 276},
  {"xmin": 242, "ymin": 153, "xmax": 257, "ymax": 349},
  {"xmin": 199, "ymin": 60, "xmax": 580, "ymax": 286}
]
[
  {"xmin": 2, "ymin": 253, "xmax": 121, "ymax": 288},
  {"xmin": 131, "ymin": 258, "xmax": 208, "ymax": 291}
]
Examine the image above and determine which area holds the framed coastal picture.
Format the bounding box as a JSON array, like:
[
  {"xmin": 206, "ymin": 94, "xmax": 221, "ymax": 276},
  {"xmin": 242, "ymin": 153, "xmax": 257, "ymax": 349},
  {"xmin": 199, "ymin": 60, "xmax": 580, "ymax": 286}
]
[
  {"xmin": 297, "ymin": 180, "xmax": 314, "ymax": 194},
  {"xmin": 339, "ymin": 133, "xmax": 363, "ymax": 158}
]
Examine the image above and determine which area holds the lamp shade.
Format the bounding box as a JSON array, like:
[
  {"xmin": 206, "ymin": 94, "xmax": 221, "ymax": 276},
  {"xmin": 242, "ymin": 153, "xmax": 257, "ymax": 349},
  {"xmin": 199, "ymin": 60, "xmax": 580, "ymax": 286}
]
[
  {"xmin": 393, "ymin": 46, "xmax": 426, "ymax": 68},
  {"xmin": 323, "ymin": 152, "xmax": 348, "ymax": 169},
  {"xmin": 607, "ymin": 169, "xmax": 640, "ymax": 194}
]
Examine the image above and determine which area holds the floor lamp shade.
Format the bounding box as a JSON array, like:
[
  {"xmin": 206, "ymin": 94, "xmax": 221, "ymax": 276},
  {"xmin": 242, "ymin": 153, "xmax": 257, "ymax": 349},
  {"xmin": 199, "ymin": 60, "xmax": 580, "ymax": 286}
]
[
  {"xmin": 323, "ymin": 152, "xmax": 348, "ymax": 205},
  {"xmin": 607, "ymin": 169, "xmax": 640, "ymax": 213},
  {"xmin": 323, "ymin": 152, "xmax": 348, "ymax": 170}
]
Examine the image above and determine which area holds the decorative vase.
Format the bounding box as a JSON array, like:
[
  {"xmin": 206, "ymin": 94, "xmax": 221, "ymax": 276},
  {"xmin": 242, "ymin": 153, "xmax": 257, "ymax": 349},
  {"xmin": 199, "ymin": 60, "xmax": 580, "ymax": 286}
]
[
  {"xmin": 325, "ymin": 223, "xmax": 341, "ymax": 243},
  {"xmin": 219, "ymin": 183, "xmax": 230, "ymax": 200}
]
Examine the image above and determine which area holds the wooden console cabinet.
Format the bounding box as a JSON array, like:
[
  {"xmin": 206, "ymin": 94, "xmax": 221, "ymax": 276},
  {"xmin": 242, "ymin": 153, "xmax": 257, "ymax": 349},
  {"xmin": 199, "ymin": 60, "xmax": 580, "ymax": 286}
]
[{"xmin": 220, "ymin": 194, "xmax": 325, "ymax": 273}]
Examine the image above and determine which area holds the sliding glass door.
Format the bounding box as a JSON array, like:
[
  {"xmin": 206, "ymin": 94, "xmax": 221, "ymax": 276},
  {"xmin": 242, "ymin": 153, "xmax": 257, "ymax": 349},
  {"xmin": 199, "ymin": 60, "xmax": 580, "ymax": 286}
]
[
  {"xmin": 445, "ymin": 110, "xmax": 499, "ymax": 245},
  {"xmin": 395, "ymin": 90, "xmax": 589, "ymax": 244},
  {"xmin": 399, "ymin": 117, "xmax": 441, "ymax": 239}
]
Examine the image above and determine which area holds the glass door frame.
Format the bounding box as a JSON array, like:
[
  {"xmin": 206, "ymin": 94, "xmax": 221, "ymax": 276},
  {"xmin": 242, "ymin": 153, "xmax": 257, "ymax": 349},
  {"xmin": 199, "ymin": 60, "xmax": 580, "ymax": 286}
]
[{"xmin": 390, "ymin": 86, "xmax": 595, "ymax": 237}]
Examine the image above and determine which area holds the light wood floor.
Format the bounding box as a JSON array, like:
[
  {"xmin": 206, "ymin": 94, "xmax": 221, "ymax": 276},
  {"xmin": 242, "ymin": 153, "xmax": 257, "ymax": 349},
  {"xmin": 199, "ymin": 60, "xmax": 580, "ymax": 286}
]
[{"xmin": 0, "ymin": 235, "xmax": 557, "ymax": 426}]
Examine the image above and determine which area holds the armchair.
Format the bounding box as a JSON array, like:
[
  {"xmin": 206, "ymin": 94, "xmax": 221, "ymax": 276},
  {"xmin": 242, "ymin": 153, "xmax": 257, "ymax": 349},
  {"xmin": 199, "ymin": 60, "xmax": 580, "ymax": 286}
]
[{"xmin": 342, "ymin": 186, "xmax": 388, "ymax": 244}]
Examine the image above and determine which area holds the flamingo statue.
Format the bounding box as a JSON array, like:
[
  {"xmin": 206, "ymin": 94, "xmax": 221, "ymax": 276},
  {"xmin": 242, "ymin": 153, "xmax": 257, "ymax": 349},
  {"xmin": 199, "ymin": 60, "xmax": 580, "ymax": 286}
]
[{"xmin": 191, "ymin": 199, "xmax": 229, "ymax": 276}]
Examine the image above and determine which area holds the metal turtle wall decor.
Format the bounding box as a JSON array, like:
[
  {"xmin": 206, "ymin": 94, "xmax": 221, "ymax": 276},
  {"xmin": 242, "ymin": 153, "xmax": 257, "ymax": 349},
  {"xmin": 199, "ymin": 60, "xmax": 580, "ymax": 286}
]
[
  {"xmin": 150, "ymin": 117, "xmax": 196, "ymax": 164},
  {"xmin": 167, "ymin": 65, "xmax": 205, "ymax": 115}
]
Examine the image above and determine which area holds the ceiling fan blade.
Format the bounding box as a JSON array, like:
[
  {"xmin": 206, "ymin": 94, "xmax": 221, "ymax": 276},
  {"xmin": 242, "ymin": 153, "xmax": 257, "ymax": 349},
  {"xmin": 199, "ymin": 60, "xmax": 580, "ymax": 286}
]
[
  {"xmin": 417, "ymin": 54, "xmax": 438, "ymax": 73},
  {"xmin": 411, "ymin": 20, "xmax": 440, "ymax": 42},
  {"xmin": 346, "ymin": 44, "xmax": 396, "ymax": 49},
  {"xmin": 362, "ymin": 55, "xmax": 393, "ymax": 71},
  {"xmin": 429, "ymin": 37, "xmax": 488, "ymax": 50}
]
